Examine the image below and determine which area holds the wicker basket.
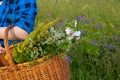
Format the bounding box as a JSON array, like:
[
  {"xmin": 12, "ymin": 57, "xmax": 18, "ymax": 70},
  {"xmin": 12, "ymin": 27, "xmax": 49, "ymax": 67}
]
[{"xmin": 0, "ymin": 26, "xmax": 70, "ymax": 80}]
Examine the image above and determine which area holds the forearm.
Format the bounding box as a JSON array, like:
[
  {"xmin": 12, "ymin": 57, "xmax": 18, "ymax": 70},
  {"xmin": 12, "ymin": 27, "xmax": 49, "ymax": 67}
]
[{"xmin": 0, "ymin": 26, "xmax": 28, "ymax": 40}]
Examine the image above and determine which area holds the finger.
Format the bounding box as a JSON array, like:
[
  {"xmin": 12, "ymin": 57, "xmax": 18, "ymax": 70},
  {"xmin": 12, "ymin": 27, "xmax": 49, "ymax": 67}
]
[
  {"xmin": 0, "ymin": 44, "xmax": 6, "ymax": 53},
  {"xmin": 0, "ymin": 46, "xmax": 5, "ymax": 51},
  {"xmin": 0, "ymin": 50, "xmax": 6, "ymax": 54},
  {"xmin": 1, "ymin": 50, "xmax": 6, "ymax": 54}
]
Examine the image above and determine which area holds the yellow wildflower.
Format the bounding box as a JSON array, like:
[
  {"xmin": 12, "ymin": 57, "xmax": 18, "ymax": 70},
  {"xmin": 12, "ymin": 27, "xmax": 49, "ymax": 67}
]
[
  {"xmin": 17, "ymin": 45, "xmax": 23, "ymax": 53},
  {"xmin": 4, "ymin": 54, "xmax": 8, "ymax": 60},
  {"xmin": 33, "ymin": 47, "xmax": 39, "ymax": 52}
]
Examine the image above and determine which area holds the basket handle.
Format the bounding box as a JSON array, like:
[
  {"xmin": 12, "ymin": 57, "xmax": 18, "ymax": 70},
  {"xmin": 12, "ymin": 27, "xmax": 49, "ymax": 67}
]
[{"xmin": 4, "ymin": 26, "xmax": 15, "ymax": 67}]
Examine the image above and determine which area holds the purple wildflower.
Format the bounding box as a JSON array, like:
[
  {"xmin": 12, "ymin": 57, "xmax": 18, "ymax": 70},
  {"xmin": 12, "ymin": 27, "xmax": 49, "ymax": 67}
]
[
  {"xmin": 82, "ymin": 20, "xmax": 89, "ymax": 24},
  {"xmin": 81, "ymin": 30, "xmax": 87, "ymax": 36},
  {"xmin": 102, "ymin": 43, "xmax": 108, "ymax": 47},
  {"xmin": 92, "ymin": 40, "xmax": 99, "ymax": 46},
  {"xmin": 76, "ymin": 15, "xmax": 85, "ymax": 21},
  {"xmin": 64, "ymin": 56, "xmax": 71, "ymax": 63},
  {"xmin": 108, "ymin": 44, "xmax": 116, "ymax": 51},
  {"xmin": 55, "ymin": 20, "xmax": 61, "ymax": 27},
  {"xmin": 46, "ymin": 13, "xmax": 51, "ymax": 17},
  {"xmin": 55, "ymin": 18, "xmax": 66, "ymax": 27},
  {"xmin": 113, "ymin": 35, "xmax": 119, "ymax": 42},
  {"xmin": 94, "ymin": 24, "xmax": 102, "ymax": 28},
  {"xmin": 91, "ymin": 18, "xmax": 95, "ymax": 22}
]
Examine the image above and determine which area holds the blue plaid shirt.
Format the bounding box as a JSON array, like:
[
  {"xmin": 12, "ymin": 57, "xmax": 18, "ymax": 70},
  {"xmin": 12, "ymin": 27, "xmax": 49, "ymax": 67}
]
[{"xmin": 0, "ymin": 0, "xmax": 38, "ymax": 46}]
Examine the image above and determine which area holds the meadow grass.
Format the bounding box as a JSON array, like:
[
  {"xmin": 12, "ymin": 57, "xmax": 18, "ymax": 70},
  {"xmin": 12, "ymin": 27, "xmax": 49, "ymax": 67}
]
[
  {"xmin": 36, "ymin": 0, "xmax": 120, "ymax": 26},
  {"xmin": 35, "ymin": 0, "xmax": 120, "ymax": 80}
]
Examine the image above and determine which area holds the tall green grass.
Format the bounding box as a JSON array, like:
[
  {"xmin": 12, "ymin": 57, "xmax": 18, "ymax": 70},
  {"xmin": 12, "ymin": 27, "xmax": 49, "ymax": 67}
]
[
  {"xmin": 35, "ymin": 0, "xmax": 120, "ymax": 80},
  {"xmin": 36, "ymin": 0, "xmax": 120, "ymax": 26}
]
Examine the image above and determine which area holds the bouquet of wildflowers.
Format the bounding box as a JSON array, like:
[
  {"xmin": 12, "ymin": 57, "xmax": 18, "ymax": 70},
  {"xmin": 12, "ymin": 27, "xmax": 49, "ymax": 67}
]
[{"xmin": 13, "ymin": 18, "xmax": 81, "ymax": 63}]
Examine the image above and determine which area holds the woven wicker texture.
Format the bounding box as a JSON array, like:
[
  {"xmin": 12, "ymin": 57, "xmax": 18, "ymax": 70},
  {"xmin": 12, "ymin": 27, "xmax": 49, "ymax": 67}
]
[{"xmin": 0, "ymin": 26, "xmax": 70, "ymax": 80}]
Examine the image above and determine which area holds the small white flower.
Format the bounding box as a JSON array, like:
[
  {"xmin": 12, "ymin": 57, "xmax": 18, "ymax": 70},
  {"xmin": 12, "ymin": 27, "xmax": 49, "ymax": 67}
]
[
  {"xmin": 31, "ymin": 52, "xmax": 34, "ymax": 58},
  {"xmin": 50, "ymin": 27, "xmax": 56, "ymax": 32},
  {"xmin": 73, "ymin": 31, "xmax": 81, "ymax": 37},
  {"xmin": 71, "ymin": 31, "xmax": 81, "ymax": 40},
  {"xmin": 54, "ymin": 32, "xmax": 65, "ymax": 39},
  {"xmin": 68, "ymin": 36, "xmax": 74, "ymax": 40},
  {"xmin": 74, "ymin": 20, "xmax": 77, "ymax": 28},
  {"xmin": 65, "ymin": 27, "xmax": 72, "ymax": 35}
]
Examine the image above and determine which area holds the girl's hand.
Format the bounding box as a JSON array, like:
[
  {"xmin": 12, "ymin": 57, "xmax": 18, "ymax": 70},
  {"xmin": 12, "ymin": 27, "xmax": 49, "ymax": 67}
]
[{"xmin": 0, "ymin": 44, "xmax": 6, "ymax": 54}]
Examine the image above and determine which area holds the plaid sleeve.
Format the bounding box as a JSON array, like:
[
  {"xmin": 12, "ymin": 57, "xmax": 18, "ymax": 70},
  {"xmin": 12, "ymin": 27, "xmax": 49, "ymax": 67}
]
[{"xmin": 14, "ymin": 0, "xmax": 38, "ymax": 34}]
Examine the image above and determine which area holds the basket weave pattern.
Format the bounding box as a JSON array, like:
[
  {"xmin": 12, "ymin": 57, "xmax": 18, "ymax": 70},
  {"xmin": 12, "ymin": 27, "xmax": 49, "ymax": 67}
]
[
  {"xmin": 0, "ymin": 56, "xmax": 70, "ymax": 80},
  {"xmin": 0, "ymin": 26, "xmax": 70, "ymax": 80}
]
